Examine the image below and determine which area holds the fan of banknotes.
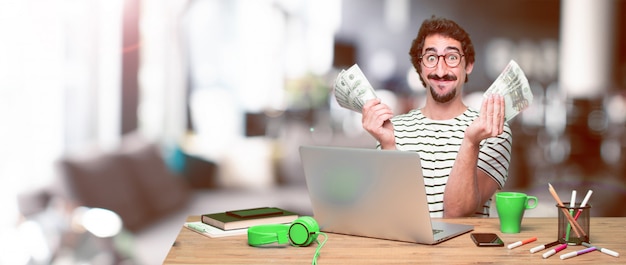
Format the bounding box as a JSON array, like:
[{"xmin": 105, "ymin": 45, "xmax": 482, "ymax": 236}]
[
  {"xmin": 333, "ymin": 64, "xmax": 377, "ymax": 113},
  {"xmin": 483, "ymin": 60, "xmax": 534, "ymax": 121},
  {"xmin": 333, "ymin": 60, "xmax": 533, "ymax": 121}
]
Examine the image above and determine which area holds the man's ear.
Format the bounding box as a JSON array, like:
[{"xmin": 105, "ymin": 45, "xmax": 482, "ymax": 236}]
[{"xmin": 465, "ymin": 62, "xmax": 474, "ymax": 75}]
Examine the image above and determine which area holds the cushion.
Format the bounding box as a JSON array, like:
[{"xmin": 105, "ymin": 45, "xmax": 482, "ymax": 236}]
[
  {"xmin": 61, "ymin": 152, "xmax": 148, "ymax": 231},
  {"xmin": 119, "ymin": 143, "xmax": 190, "ymax": 219},
  {"xmin": 60, "ymin": 137, "xmax": 191, "ymax": 232}
]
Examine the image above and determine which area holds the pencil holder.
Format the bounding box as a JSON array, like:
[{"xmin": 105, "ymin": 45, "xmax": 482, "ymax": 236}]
[{"xmin": 556, "ymin": 203, "xmax": 590, "ymax": 245}]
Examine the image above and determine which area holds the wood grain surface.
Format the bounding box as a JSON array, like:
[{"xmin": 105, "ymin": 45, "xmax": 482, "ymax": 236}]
[{"xmin": 164, "ymin": 216, "xmax": 623, "ymax": 264}]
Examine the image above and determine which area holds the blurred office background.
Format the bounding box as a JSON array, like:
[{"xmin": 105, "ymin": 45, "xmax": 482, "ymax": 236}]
[{"xmin": 1, "ymin": 0, "xmax": 625, "ymax": 264}]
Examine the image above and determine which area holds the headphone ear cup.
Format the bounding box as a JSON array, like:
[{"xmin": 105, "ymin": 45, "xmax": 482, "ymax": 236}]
[{"xmin": 288, "ymin": 216, "xmax": 319, "ymax": 246}]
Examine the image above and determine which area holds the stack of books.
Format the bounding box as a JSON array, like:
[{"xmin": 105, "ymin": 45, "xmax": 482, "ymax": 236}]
[{"xmin": 184, "ymin": 207, "xmax": 299, "ymax": 238}]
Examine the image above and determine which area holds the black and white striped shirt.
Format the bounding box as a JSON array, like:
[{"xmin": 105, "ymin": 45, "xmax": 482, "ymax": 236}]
[{"xmin": 381, "ymin": 108, "xmax": 512, "ymax": 217}]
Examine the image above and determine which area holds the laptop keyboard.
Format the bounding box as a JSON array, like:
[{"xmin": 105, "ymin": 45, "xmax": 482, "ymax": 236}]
[{"xmin": 433, "ymin": 229, "xmax": 443, "ymax": 235}]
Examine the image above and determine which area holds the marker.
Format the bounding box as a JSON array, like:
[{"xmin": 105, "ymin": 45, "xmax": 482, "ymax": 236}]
[
  {"xmin": 582, "ymin": 242, "xmax": 620, "ymax": 257},
  {"xmin": 565, "ymin": 190, "xmax": 576, "ymax": 241},
  {"xmin": 573, "ymin": 190, "xmax": 593, "ymax": 220},
  {"xmin": 560, "ymin": 246, "xmax": 597, "ymax": 260},
  {"xmin": 187, "ymin": 223, "xmax": 207, "ymax": 233},
  {"xmin": 507, "ymin": 237, "xmax": 537, "ymax": 249},
  {"xmin": 530, "ymin": 240, "xmax": 560, "ymax": 253},
  {"xmin": 542, "ymin": 243, "xmax": 568, "ymax": 259}
]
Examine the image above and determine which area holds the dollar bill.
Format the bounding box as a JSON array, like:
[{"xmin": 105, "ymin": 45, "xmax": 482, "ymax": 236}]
[
  {"xmin": 483, "ymin": 60, "xmax": 533, "ymax": 121},
  {"xmin": 333, "ymin": 64, "xmax": 378, "ymax": 113}
]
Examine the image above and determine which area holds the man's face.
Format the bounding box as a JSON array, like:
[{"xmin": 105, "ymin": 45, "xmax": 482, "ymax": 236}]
[{"xmin": 420, "ymin": 34, "xmax": 474, "ymax": 104}]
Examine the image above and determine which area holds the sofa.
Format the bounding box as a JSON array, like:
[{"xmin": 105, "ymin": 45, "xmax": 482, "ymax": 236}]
[{"xmin": 14, "ymin": 132, "xmax": 315, "ymax": 264}]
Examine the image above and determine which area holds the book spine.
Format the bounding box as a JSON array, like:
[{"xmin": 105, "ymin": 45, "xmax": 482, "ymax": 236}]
[{"xmin": 201, "ymin": 215, "xmax": 226, "ymax": 230}]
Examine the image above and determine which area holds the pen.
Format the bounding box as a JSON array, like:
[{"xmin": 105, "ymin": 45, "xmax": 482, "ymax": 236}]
[
  {"xmin": 573, "ymin": 190, "xmax": 593, "ymax": 220},
  {"xmin": 560, "ymin": 246, "xmax": 596, "ymax": 260},
  {"xmin": 530, "ymin": 240, "xmax": 560, "ymax": 254},
  {"xmin": 548, "ymin": 183, "xmax": 584, "ymax": 237},
  {"xmin": 542, "ymin": 243, "xmax": 568, "ymax": 259},
  {"xmin": 582, "ymin": 242, "xmax": 620, "ymax": 257},
  {"xmin": 507, "ymin": 237, "xmax": 537, "ymax": 249}
]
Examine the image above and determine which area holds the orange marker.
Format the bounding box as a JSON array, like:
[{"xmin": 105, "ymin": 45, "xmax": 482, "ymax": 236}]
[{"xmin": 507, "ymin": 237, "xmax": 537, "ymax": 249}]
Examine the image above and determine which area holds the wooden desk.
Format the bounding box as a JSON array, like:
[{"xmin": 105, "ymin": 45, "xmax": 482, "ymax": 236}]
[{"xmin": 164, "ymin": 216, "xmax": 623, "ymax": 264}]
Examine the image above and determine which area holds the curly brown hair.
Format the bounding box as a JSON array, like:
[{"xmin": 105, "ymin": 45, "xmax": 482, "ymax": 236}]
[{"xmin": 408, "ymin": 16, "xmax": 475, "ymax": 87}]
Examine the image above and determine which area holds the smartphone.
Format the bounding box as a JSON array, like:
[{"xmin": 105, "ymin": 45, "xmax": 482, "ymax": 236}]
[
  {"xmin": 225, "ymin": 207, "xmax": 284, "ymax": 219},
  {"xmin": 470, "ymin": 233, "xmax": 504, "ymax": 247}
]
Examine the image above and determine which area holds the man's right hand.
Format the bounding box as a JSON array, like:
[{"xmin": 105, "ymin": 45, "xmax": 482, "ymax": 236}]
[{"xmin": 361, "ymin": 98, "xmax": 396, "ymax": 149}]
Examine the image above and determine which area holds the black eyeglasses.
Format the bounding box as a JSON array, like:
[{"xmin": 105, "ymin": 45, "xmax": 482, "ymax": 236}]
[{"xmin": 419, "ymin": 52, "xmax": 465, "ymax": 68}]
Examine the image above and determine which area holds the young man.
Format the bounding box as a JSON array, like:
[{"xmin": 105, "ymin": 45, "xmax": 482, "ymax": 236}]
[{"xmin": 361, "ymin": 16, "xmax": 512, "ymax": 218}]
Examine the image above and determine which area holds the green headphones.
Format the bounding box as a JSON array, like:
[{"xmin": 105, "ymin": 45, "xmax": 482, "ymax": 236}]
[
  {"xmin": 247, "ymin": 216, "xmax": 320, "ymax": 247},
  {"xmin": 248, "ymin": 216, "xmax": 327, "ymax": 264}
]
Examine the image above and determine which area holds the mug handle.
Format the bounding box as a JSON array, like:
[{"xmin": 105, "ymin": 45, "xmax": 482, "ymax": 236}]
[{"xmin": 525, "ymin": 196, "xmax": 538, "ymax": 209}]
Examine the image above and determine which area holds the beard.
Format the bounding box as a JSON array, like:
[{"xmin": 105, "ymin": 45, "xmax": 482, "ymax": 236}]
[
  {"xmin": 427, "ymin": 74, "xmax": 458, "ymax": 103},
  {"xmin": 429, "ymin": 85, "xmax": 457, "ymax": 103}
]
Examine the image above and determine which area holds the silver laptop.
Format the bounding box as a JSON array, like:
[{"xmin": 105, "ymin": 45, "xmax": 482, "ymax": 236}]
[{"xmin": 299, "ymin": 145, "xmax": 473, "ymax": 245}]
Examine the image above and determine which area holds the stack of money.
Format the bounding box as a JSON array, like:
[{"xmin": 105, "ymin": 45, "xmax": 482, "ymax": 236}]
[
  {"xmin": 483, "ymin": 60, "xmax": 534, "ymax": 121},
  {"xmin": 333, "ymin": 64, "xmax": 377, "ymax": 113}
]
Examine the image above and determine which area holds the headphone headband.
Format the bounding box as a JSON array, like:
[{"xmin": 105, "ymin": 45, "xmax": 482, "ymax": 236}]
[
  {"xmin": 247, "ymin": 216, "xmax": 320, "ymax": 247},
  {"xmin": 247, "ymin": 224, "xmax": 289, "ymax": 246}
]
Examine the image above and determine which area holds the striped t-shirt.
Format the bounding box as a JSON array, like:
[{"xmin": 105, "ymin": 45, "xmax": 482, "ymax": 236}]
[{"xmin": 381, "ymin": 108, "xmax": 512, "ymax": 217}]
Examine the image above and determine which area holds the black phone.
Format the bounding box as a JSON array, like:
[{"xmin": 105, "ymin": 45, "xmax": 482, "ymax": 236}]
[
  {"xmin": 225, "ymin": 207, "xmax": 284, "ymax": 219},
  {"xmin": 470, "ymin": 233, "xmax": 504, "ymax": 247}
]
